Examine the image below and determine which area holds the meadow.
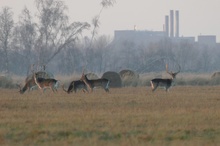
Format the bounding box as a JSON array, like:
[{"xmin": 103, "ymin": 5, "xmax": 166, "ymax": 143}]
[{"xmin": 0, "ymin": 86, "xmax": 220, "ymax": 146}]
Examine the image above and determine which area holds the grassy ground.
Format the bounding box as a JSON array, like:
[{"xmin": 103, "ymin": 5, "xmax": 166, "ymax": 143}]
[{"xmin": 0, "ymin": 86, "xmax": 220, "ymax": 146}]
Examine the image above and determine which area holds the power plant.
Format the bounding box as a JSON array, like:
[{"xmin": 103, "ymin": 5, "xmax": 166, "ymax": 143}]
[
  {"xmin": 164, "ymin": 10, "xmax": 179, "ymax": 38},
  {"xmin": 169, "ymin": 10, "xmax": 174, "ymax": 38},
  {"xmin": 113, "ymin": 10, "xmax": 217, "ymax": 46},
  {"xmin": 175, "ymin": 10, "xmax": 179, "ymax": 38}
]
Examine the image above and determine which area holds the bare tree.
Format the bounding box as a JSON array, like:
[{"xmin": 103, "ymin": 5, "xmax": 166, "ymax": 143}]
[
  {"xmin": 90, "ymin": 0, "xmax": 116, "ymax": 46},
  {"xmin": 84, "ymin": 0, "xmax": 116, "ymax": 70},
  {"xmin": 0, "ymin": 7, "xmax": 14, "ymax": 74},
  {"xmin": 34, "ymin": 0, "xmax": 90, "ymax": 66},
  {"xmin": 12, "ymin": 7, "xmax": 37, "ymax": 75},
  {"xmin": 90, "ymin": 35, "xmax": 112, "ymax": 73},
  {"xmin": 174, "ymin": 40, "xmax": 196, "ymax": 71}
]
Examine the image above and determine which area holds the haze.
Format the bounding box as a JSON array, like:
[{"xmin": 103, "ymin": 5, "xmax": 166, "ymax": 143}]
[{"xmin": 1, "ymin": 0, "xmax": 220, "ymax": 41}]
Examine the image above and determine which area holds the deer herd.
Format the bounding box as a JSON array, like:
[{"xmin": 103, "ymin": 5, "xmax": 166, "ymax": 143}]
[{"xmin": 17, "ymin": 63, "xmax": 181, "ymax": 94}]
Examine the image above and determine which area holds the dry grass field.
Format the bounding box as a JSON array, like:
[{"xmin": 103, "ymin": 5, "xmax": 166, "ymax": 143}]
[{"xmin": 0, "ymin": 86, "xmax": 220, "ymax": 146}]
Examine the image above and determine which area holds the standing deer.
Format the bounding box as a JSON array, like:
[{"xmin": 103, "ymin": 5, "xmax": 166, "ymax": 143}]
[
  {"xmin": 33, "ymin": 73, "xmax": 59, "ymax": 93},
  {"xmin": 150, "ymin": 64, "xmax": 181, "ymax": 92},
  {"xmin": 80, "ymin": 71, "xmax": 110, "ymax": 92},
  {"xmin": 62, "ymin": 80, "xmax": 88, "ymax": 94}
]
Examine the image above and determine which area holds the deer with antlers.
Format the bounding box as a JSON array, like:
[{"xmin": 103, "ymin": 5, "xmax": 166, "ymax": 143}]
[
  {"xmin": 80, "ymin": 71, "xmax": 110, "ymax": 93},
  {"xmin": 62, "ymin": 80, "xmax": 88, "ymax": 94},
  {"xmin": 150, "ymin": 64, "xmax": 181, "ymax": 92}
]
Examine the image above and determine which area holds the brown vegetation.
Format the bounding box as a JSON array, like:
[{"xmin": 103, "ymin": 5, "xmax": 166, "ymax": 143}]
[{"xmin": 0, "ymin": 86, "xmax": 220, "ymax": 146}]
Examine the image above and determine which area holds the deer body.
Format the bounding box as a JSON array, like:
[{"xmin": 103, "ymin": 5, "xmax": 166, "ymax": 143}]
[
  {"xmin": 81, "ymin": 73, "xmax": 110, "ymax": 92},
  {"xmin": 63, "ymin": 80, "xmax": 88, "ymax": 93},
  {"xmin": 34, "ymin": 74, "xmax": 59, "ymax": 93},
  {"xmin": 150, "ymin": 64, "xmax": 180, "ymax": 92},
  {"xmin": 17, "ymin": 79, "xmax": 37, "ymax": 94},
  {"xmin": 150, "ymin": 78, "xmax": 173, "ymax": 92}
]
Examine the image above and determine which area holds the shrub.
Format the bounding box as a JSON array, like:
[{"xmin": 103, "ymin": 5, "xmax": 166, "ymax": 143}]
[{"xmin": 0, "ymin": 76, "xmax": 15, "ymax": 88}]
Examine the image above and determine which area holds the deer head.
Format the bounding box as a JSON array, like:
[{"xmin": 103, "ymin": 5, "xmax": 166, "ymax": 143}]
[{"xmin": 166, "ymin": 63, "xmax": 181, "ymax": 79}]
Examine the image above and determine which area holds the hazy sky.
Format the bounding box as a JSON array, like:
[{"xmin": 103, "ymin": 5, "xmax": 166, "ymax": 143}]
[{"xmin": 1, "ymin": 0, "xmax": 220, "ymax": 41}]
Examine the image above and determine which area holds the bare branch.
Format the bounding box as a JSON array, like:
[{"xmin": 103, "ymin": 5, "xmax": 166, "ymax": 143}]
[{"xmin": 101, "ymin": 0, "xmax": 116, "ymax": 8}]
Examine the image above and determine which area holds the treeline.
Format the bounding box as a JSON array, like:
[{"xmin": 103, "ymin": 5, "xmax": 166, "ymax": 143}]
[{"xmin": 0, "ymin": 0, "xmax": 220, "ymax": 76}]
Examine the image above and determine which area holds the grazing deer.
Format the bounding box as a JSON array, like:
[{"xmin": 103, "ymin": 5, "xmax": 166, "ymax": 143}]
[
  {"xmin": 33, "ymin": 73, "xmax": 59, "ymax": 93},
  {"xmin": 16, "ymin": 78, "xmax": 37, "ymax": 94},
  {"xmin": 62, "ymin": 80, "xmax": 88, "ymax": 94},
  {"xmin": 80, "ymin": 72, "xmax": 110, "ymax": 92},
  {"xmin": 150, "ymin": 64, "xmax": 181, "ymax": 92},
  {"xmin": 17, "ymin": 70, "xmax": 55, "ymax": 94}
]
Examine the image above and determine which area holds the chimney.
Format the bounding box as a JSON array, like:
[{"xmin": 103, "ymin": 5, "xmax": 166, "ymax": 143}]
[
  {"xmin": 175, "ymin": 10, "xmax": 179, "ymax": 37},
  {"xmin": 170, "ymin": 10, "xmax": 174, "ymax": 37},
  {"xmin": 165, "ymin": 15, "xmax": 169, "ymax": 37}
]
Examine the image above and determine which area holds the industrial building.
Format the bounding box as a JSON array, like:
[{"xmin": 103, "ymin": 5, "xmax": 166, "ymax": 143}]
[{"xmin": 113, "ymin": 10, "xmax": 217, "ymax": 46}]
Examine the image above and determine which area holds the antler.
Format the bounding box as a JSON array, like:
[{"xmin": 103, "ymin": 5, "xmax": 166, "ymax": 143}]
[
  {"xmin": 174, "ymin": 63, "xmax": 181, "ymax": 75},
  {"xmin": 80, "ymin": 68, "xmax": 86, "ymax": 81},
  {"xmin": 166, "ymin": 63, "xmax": 181, "ymax": 79},
  {"xmin": 166, "ymin": 64, "xmax": 181, "ymax": 75},
  {"xmin": 166, "ymin": 64, "xmax": 173, "ymax": 75}
]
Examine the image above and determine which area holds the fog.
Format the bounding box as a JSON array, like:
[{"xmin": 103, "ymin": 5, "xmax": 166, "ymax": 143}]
[{"xmin": 0, "ymin": 0, "xmax": 220, "ymax": 76}]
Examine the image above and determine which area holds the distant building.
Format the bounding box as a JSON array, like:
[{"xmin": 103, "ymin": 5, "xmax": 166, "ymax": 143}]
[
  {"xmin": 114, "ymin": 30, "xmax": 166, "ymax": 44},
  {"xmin": 198, "ymin": 35, "xmax": 216, "ymax": 46},
  {"xmin": 113, "ymin": 10, "xmax": 217, "ymax": 47}
]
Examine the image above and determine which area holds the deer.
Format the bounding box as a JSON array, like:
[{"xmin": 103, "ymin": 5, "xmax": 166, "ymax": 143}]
[
  {"xmin": 150, "ymin": 64, "xmax": 181, "ymax": 92},
  {"xmin": 17, "ymin": 64, "xmax": 37, "ymax": 94},
  {"xmin": 33, "ymin": 73, "xmax": 59, "ymax": 93},
  {"xmin": 16, "ymin": 78, "xmax": 37, "ymax": 94},
  {"xmin": 80, "ymin": 71, "xmax": 110, "ymax": 93},
  {"xmin": 17, "ymin": 71, "xmax": 54, "ymax": 94},
  {"xmin": 62, "ymin": 80, "xmax": 88, "ymax": 94}
]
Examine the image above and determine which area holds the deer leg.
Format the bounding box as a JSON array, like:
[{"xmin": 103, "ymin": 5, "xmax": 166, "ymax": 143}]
[
  {"xmin": 39, "ymin": 88, "xmax": 44, "ymax": 94},
  {"xmin": 104, "ymin": 88, "xmax": 109, "ymax": 92},
  {"xmin": 54, "ymin": 85, "xmax": 58, "ymax": 92},
  {"xmin": 43, "ymin": 88, "xmax": 46, "ymax": 93},
  {"xmin": 84, "ymin": 88, "xmax": 89, "ymax": 93},
  {"xmin": 150, "ymin": 81, "xmax": 154, "ymax": 91},
  {"xmin": 51, "ymin": 87, "xmax": 55, "ymax": 93},
  {"xmin": 152, "ymin": 83, "xmax": 159, "ymax": 92},
  {"xmin": 88, "ymin": 87, "xmax": 93, "ymax": 93},
  {"xmin": 165, "ymin": 85, "xmax": 170, "ymax": 92}
]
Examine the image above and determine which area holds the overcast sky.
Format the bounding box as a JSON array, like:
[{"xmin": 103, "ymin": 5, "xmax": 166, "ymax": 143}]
[{"xmin": 1, "ymin": 0, "xmax": 220, "ymax": 41}]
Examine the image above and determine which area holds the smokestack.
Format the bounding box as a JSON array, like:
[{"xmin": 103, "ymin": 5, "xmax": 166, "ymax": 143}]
[
  {"xmin": 175, "ymin": 10, "xmax": 179, "ymax": 37},
  {"xmin": 170, "ymin": 10, "xmax": 174, "ymax": 38},
  {"xmin": 165, "ymin": 15, "xmax": 169, "ymax": 37}
]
